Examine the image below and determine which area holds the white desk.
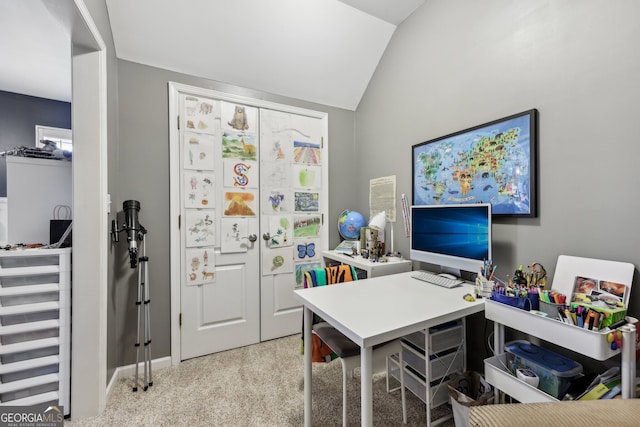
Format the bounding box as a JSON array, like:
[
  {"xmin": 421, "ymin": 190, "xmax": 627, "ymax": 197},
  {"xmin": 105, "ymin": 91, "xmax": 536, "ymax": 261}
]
[
  {"xmin": 293, "ymin": 271, "xmax": 485, "ymax": 426},
  {"xmin": 322, "ymin": 250, "xmax": 413, "ymax": 278}
]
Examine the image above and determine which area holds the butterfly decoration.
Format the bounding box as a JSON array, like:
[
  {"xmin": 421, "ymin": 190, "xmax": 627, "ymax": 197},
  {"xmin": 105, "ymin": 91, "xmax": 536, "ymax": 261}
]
[{"xmin": 297, "ymin": 243, "xmax": 315, "ymax": 259}]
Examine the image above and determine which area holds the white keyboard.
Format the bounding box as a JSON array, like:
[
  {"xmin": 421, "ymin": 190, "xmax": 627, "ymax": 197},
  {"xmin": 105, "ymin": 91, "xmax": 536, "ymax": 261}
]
[{"xmin": 411, "ymin": 271, "xmax": 464, "ymax": 288}]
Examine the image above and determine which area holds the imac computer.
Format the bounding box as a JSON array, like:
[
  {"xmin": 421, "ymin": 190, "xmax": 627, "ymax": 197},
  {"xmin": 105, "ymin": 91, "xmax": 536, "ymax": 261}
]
[{"xmin": 410, "ymin": 203, "xmax": 492, "ymax": 279}]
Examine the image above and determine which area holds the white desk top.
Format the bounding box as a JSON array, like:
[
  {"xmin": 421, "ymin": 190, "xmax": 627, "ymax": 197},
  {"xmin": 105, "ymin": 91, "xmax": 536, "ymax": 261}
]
[{"xmin": 294, "ymin": 271, "xmax": 485, "ymax": 348}]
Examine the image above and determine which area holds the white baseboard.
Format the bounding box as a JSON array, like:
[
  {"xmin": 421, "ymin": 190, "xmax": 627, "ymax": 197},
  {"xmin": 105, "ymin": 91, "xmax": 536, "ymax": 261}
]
[{"xmin": 106, "ymin": 356, "xmax": 172, "ymax": 401}]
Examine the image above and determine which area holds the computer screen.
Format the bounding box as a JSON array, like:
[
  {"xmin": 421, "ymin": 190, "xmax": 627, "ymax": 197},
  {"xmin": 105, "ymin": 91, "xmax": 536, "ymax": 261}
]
[{"xmin": 410, "ymin": 203, "xmax": 492, "ymax": 277}]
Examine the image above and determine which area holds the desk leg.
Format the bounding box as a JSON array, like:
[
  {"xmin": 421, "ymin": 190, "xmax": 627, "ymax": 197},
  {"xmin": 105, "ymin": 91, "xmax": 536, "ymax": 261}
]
[
  {"xmin": 425, "ymin": 329, "xmax": 431, "ymax": 427},
  {"xmin": 621, "ymin": 323, "xmax": 636, "ymax": 399},
  {"xmin": 493, "ymin": 321, "xmax": 504, "ymax": 403},
  {"xmin": 303, "ymin": 307, "xmax": 313, "ymax": 427},
  {"xmin": 361, "ymin": 345, "xmax": 373, "ymax": 427}
]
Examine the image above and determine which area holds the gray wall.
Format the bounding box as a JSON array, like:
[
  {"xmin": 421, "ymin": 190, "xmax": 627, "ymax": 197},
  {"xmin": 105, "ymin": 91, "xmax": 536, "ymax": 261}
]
[
  {"xmin": 355, "ymin": 0, "xmax": 640, "ymax": 366},
  {"xmin": 0, "ymin": 91, "xmax": 71, "ymax": 196},
  {"xmin": 113, "ymin": 59, "xmax": 356, "ymax": 365}
]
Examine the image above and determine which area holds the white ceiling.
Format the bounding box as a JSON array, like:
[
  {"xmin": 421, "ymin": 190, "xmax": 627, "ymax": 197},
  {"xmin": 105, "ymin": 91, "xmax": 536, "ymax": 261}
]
[
  {"xmin": 0, "ymin": 0, "xmax": 425, "ymax": 110},
  {"xmin": 0, "ymin": 1, "xmax": 72, "ymax": 102}
]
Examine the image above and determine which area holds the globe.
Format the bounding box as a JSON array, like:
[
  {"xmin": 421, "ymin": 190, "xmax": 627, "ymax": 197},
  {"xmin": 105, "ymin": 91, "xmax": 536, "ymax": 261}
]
[{"xmin": 337, "ymin": 210, "xmax": 366, "ymax": 240}]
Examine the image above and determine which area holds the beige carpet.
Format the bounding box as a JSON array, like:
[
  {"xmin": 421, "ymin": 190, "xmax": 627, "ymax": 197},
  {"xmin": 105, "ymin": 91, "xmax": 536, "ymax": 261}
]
[{"xmin": 65, "ymin": 334, "xmax": 455, "ymax": 426}]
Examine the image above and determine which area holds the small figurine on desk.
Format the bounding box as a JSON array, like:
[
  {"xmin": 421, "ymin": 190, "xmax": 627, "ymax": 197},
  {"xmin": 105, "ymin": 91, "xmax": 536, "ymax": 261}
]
[
  {"xmin": 513, "ymin": 266, "xmax": 528, "ymax": 286},
  {"xmin": 352, "ymin": 246, "xmax": 358, "ymax": 256},
  {"xmin": 371, "ymin": 240, "xmax": 384, "ymax": 262}
]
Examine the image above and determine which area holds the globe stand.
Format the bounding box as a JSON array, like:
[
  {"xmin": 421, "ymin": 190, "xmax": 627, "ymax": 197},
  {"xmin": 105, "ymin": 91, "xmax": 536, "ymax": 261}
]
[{"xmin": 336, "ymin": 209, "xmax": 366, "ymax": 254}]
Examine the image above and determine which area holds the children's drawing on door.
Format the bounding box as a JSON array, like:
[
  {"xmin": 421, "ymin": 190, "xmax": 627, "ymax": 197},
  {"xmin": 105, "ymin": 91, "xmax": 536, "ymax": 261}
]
[
  {"xmin": 223, "ymin": 159, "xmax": 258, "ymax": 189},
  {"xmin": 261, "ymin": 161, "xmax": 291, "ymax": 189},
  {"xmin": 183, "ymin": 131, "xmax": 215, "ymax": 171},
  {"xmin": 185, "ymin": 248, "xmax": 215, "ymax": 285},
  {"xmin": 223, "ymin": 191, "xmax": 257, "ymax": 217},
  {"xmin": 261, "ymin": 188, "xmax": 292, "ymax": 214},
  {"xmin": 293, "ymin": 214, "xmax": 321, "ymax": 238},
  {"xmin": 294, "ymin": 238, "xmax": 319, "ymax": 261},
  {"xmin": 185, "ymin": 210, "xmax": 215, "ymax": 247},
  {"xmin": 294, "ymin": 191, "xmax": 319, "ymax": 212},
  {"xmin": 293, "ymin": 140, "xmax": 321, "ymax": 165},
  {"xmin": 293, "ymin": 165, "xmax": 321, "ymax": 189},
  {"xmin": 182, "ymin": 95, "xmax": 217, "ymax": 134},
  {"xmin": 221, "ymin": 102, "xmax": 257, "ymax": 133},
  {"xmin": 267, "ymin": 215, "xmax": 292, "ymax": 248},
  {"xmin": 263, "ymin": 247, "xmax": 294, "ymax": 276},
  {"xmin": 220, "ymin": 218, "xmax": 248, "ymax": 253},
  {"xmin": 184, "ymin": 171, "xmax": 214, "ymax": 208},
  {"xmin": 222, "ymin": 131, "xmax": 257, "ymax": 161}
]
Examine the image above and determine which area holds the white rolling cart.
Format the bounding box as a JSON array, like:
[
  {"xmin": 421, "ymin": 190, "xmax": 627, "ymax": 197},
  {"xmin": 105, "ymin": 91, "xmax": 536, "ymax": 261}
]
[{"xmin": 484, "ymin": 255, "xmax": 637, "ymax": 403}]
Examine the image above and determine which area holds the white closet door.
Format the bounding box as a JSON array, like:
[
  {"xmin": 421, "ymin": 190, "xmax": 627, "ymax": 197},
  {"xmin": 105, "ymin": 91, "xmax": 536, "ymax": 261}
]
[
  {"xmin": 170, "ymin": 83, "xmax": 328, "ymax": 360},
  {"xmin": 259, "ymin": 110, "xmax": 327, "ymax": 340},
  {"xmin": 179, "ymin": 95, "xmax": 260, "ymax": 359}
]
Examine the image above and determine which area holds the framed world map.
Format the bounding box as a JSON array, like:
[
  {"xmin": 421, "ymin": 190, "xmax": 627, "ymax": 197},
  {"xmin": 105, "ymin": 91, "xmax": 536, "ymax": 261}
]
[{"xmin": 412, "ymin": 109, "xmax": 538, "ymax": 217}]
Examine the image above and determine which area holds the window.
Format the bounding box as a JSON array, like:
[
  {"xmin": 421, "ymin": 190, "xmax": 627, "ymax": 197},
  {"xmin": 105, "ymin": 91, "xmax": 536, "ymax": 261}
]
[{"xmin": 35, "ymin": 125, "xmax": 72, "ymax": 152}]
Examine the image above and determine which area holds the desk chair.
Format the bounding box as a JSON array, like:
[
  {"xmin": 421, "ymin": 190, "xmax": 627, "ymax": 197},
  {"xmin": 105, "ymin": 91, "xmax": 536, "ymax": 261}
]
[{"xmin": 303, "ymin": 265, "xmax": 407, "ymax": 426}]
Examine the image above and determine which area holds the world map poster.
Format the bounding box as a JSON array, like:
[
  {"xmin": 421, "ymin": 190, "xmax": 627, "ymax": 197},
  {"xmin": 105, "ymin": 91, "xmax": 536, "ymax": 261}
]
[{"xmin": 412, "ymin": 110, "xmax": 536, "ymax": 216}]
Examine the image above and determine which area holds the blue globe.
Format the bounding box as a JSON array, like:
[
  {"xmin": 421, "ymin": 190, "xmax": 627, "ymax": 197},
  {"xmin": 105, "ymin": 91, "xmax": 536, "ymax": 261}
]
[{"xmin": 338, "ymin": 210, "xmax": 366, "ymax": 240}]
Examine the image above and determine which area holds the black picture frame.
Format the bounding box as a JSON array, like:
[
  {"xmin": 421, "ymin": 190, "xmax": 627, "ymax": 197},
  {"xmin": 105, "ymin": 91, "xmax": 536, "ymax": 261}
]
[{"xmin": 412, "ymin": 109, "xmax": 538, "ymax": 217}]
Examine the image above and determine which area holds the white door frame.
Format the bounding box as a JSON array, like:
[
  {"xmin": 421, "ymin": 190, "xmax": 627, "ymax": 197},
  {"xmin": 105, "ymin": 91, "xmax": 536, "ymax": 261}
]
[
  {"xmin": 168, "ymin": 82, "xmax": 328, "ymax": 365},
  {"xmin": 64, "ymin": 0, "xmax": 108, "ymax": 419}
]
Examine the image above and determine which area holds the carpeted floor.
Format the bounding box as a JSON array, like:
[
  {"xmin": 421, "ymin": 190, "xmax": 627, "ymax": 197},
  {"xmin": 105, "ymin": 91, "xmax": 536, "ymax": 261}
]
[{"xmin": 65, "ymin": 334, "xmax": 455, "ymax": 426}]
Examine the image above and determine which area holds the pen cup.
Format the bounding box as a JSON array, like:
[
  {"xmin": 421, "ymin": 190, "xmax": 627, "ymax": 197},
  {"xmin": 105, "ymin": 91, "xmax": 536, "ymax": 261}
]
[{"xmin": 476, "ymin": 279, "xmax": 494, "ymax": 298}]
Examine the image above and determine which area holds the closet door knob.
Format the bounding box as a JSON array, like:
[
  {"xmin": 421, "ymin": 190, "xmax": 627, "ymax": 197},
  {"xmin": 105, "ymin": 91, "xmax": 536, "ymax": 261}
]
[{"xmin": 262, "ymin": 233, "xmax": 271, "ymax": 241}]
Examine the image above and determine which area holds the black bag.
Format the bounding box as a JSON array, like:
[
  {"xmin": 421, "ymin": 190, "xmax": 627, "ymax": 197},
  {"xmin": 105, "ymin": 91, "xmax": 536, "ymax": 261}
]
[{"xmin": 50, "ymin": 205, "xmax": 72, "ymax": 247}]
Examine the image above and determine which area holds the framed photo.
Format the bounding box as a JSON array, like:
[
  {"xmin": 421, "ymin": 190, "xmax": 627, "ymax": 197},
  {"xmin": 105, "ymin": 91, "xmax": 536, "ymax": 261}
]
[{"xmin": 412, "ymin": 109, "xmax": 538, "ymax": 216}]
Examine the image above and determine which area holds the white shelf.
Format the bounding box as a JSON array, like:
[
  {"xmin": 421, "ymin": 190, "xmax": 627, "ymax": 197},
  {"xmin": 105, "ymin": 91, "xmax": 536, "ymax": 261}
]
[
  {"xmin": 0, "ymin": 301, "xmax": 59, "ymax": 316},
  {"xmin": 484, "ymin": 354, "xmax": 557, "ymax": 403},
  {"xmin": 0, "ymin": 355, "xmax": 59, "ymax": 375},
  {"xmin": 0, "ymin": 249, "xmax": 70, "ymax": 415},
  {"xmin": 321, "ymin": 250, "xmax": 412, "ymax": 278},
  {"xmin": 0, "ymin": 319, "xmax": 60, "ymax": 335},
  {"xmin": 0, "ymin": 265, "xmax": 60, "ymax": 276},
  {"xmin": 2, "ymin": 391, "xmax": 59, "ymax": 407},
  {"xmin": 0, "ymin": 283, "xmax": 59, "ymax": 297},
  {"xmin": 0, "ymin": 373, "xmax": 59, "ymax": 393},
  {"xmin": 0, "ymin": 337, "xmax": 60, "ymax": 355},
  {"xmin": 486, "ymin": 299, "xmax": 620, "ymax": 360}
]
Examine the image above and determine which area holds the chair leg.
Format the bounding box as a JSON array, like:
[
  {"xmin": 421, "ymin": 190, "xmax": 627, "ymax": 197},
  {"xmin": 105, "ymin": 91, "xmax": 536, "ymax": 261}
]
[
  {"xmin": 399, "ymin": 349, "xmax": 407, "ymax": 424},
  {"xmin": 342, "ymin": 359, "xmax": 348, "ymax": 427}
]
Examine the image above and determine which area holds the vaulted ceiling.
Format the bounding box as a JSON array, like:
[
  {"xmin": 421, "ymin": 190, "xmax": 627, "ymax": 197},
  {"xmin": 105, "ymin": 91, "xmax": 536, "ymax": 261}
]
[{"xmin": 0, "ymin": 0, "xmax": 425, "ymax": 110}]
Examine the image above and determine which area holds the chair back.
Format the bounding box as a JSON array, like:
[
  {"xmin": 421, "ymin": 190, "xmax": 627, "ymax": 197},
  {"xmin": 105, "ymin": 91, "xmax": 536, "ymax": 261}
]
[
  {"xmin": 301, "ymin": 264, "xmax": 357, "ymax": 362},
  {"xmin": 303, "ymin": 264, "xmax": 358, "ymax": 289}
]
